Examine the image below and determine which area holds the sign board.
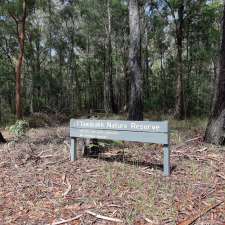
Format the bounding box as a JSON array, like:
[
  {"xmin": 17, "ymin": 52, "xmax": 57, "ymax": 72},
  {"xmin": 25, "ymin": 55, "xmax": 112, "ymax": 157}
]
[{"xmin": 70, "ymin": 119, "xmax": 170, "ymax": 176}]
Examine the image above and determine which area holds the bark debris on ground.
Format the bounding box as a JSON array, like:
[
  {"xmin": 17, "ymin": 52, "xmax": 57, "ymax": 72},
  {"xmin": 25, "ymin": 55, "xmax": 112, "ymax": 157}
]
[{"xmin": 0, "ymin": 125, "xmax": 225, "ymax": 225}]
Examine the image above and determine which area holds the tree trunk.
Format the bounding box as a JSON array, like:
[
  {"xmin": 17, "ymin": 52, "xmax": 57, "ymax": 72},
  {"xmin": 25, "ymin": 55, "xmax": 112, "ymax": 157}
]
[
  {"xmin": 205, "ymin": 2, "xmax": 225, "ymax": 145},
  {"xmin": 104, "ymin": 0, "xmax": 117, "ymax": 114},
  {"xmin": 128, "ymin": 0, "xmax": 143, "ymax": 121},
  {"xmin": 174, "ymin": 1, "xmax": 185, "ymax": 120},
  {"xmin": 13, "ymin": 0, "xmax": 27, "ymax": 119},
  {"xmin": 16, "ymin": 23, "xmax": 25, "ymax": 119},
  {"xmin": 121, "ymin": 37, "xmax": 129, "ymax": 112}
]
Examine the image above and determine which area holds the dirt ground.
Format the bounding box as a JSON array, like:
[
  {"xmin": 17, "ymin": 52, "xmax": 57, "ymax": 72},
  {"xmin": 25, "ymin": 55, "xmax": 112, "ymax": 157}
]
[{"xmin": 0, "ymin": 123, "xmax": 225, "ymax": 225}]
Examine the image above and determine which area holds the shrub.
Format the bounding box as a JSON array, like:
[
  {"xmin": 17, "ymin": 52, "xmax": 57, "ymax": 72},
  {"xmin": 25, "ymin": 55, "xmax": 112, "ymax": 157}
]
[
  {"xmin": 28, "ymin": 113, "xmax": 53, "ymax": 128},
  {"xmin": 9, "ymin": 120, "xmax": 29, "ymax": 137}
]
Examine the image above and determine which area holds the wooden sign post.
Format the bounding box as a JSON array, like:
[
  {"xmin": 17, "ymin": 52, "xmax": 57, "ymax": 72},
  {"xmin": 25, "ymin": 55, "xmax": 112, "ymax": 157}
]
[{"xmin": 70, "ymin": 119, "xmax": 170, "ymax": 176}]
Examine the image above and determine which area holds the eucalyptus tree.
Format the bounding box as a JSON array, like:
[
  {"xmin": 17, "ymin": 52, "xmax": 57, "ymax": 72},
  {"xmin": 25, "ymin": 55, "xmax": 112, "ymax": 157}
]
[
  {"xmin": 0, "ymin": 0, "xmax": 36, "ymax": 119},
  {"xmin": 26, "ymin": 9, "xmax": 49, "ymax": 113},
  {"xmin": 205, "ymin": 1, "xmax": 225, "ymax": 145},
  {"xmin": 104, "ymin": 0, "xmax": 117, "ymax": 113},
  {"xmin": 111, "ymin": 0, "xmax": 129, "ymax": 111},
  {"xmin": 145, "ymin": 0, "xmax": 220, "ymax": 117},
  {"xmin": 158, "ymin": 0, "xmax": 185, "ymax": 119},
  {"xmin": 128, "ymin": 0, "xmax": 143, "ymax": 120}
]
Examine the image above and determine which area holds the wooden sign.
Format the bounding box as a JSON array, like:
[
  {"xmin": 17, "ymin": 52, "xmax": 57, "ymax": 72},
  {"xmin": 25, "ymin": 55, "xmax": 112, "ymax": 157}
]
[{"xmin": 70, "ymin": 119, "xmax": 170, "ymax": 176}]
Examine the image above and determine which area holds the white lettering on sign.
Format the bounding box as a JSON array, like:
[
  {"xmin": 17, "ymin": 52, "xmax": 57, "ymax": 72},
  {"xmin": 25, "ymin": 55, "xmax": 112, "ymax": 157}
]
[
  {"xmin": 79, "ymin": 129, "xmax": 119, "ymax": 139},
  {"xmin": 106, "ymin": 122, "xmax": 128, "ymax": 129},
  {"xmin": 130, "ymin": 122, "xmax": 160, "ymax": 131},
  {"xmin": 74, "ymin": 120, "xmax": 162, "ymax": 132},
  {"xmin": 76, "ymin": 121, "xmax": 105, "ymax": 129}
]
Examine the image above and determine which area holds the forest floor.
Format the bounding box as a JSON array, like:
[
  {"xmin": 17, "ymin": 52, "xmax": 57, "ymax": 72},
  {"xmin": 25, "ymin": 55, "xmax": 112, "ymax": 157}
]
[{"xmin": 0, "ymin": 117, "xmax": 225, "ymax": 225}]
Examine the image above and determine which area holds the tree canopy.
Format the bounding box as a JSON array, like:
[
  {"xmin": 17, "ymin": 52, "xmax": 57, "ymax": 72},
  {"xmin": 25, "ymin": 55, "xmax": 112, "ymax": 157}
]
[{"xmin": 0, "ymin": 0, "xmax": 223, "ymax": 123}]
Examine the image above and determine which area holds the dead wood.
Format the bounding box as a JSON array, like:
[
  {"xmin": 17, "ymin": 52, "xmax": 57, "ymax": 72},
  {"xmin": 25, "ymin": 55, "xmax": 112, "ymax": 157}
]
[
  {"xmin": 86, "ymin": 210, "xmax": 123, "ymax": 223},
  {"xmin": 48, "ymin": 214, "xmax": 83, "ymax": 225},
  {"xmin": 177, "ymin": 201, "xmax": 224, "ymax": 225}
]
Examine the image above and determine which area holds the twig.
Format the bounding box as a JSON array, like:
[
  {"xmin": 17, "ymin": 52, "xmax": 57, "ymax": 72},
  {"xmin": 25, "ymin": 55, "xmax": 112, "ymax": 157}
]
[
  {"xmin": 177, "ymin": 201, "xmax": 224, "ymax": 225},
  {"xmin": 38, "ymin": 149, "xmax": 52, "ymax": 157},
  {"xmin": 86, "ymin": 210, "xmax": 123, "ymax": 223},
  {"xmin": 196, "ymin": 147, "xmax": 207, "ymax": 152},
  {"xmin": 85, "ymin": 169, "xmax": 97, "ymax": 173},
  {"xmin": 207, "ymin": 156, "xmax": 220, "ymax": 162},
  {"xmin": 140, "ymin": 170, "xmax": 152, "ymax": 175},
  {"xmin": 48, "ymin": 214, "xmax": 82, "ymax": 225},
  {"xmin": 107, "ymin": 204, "xmax": 124, "ymax": 208},
  {"xmin": 40, "ymin": 154, "xmax": 53, "ymax": 159},
  {"xmin": 143, "ymin": 216, "xmax": 153, "ymax": 223},
  {"xmin": 45, "ymin": 160, "xmax": 67, "ymax": 166},
  {"xmin": 185, "ymin": 136, "xmax": 201, "ymax": 143},
  {"xmin": 175, "ymin": 143, "xmax": 186, "ymax": 149},
  {"xmin": 217, "ymin": 174, "xmax": 225, "ymax": 180},
  {"xmin": 38, "ymin": 150, "xmax": 44, "ymax": 157},
  {"xmin": 62, "ymin": 176, "xmax": 72, "ymax": 197}
]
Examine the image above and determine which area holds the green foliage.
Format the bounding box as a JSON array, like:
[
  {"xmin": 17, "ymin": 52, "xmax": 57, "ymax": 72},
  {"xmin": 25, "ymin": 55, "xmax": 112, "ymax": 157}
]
[
  {"xmin": 0, "ymin": 0, "xmax": 223, "ymax": 121},
  {"xmin": 9, "ymin": 120, "xmax": 29, "ymax": 137}
]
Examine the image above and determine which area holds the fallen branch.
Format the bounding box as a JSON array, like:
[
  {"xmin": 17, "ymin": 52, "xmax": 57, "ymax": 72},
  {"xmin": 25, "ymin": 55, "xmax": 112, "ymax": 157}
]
[
  {"xmin": 48, "ymin": 214, "xmax": 82, "ymax": 225},
  {"xmin": 217, "ymin": 174, "xmax": 225, "ymax": 180},
  {"xmin": 86, "ymin": 210, "xmax": 123, "ymax": 223},
  {"xmin": 107, "ymin": 204, "xmax": 124, "ymax": 208},
  {"xmin": 40, "ymin": 154, "xmax": 54, "ymax": 159},
  {"xmin": 185, "ymin": 136, "xmax": 201, "ymax": 143},
  {"xmin": 177, "ymin": 201, "xmax": 224, "ymax": 225}
]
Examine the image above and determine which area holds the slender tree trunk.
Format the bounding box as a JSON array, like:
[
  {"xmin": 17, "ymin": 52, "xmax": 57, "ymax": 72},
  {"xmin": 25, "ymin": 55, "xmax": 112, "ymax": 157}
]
[
  {"xmin": 104, "ymin": 0, "xmax": 117, "ymax": 113},
  {"xmin": 87, "ymin": 32, "xmax": 92, "ymax": 110},
  {"xmin": 16, "ymin": 22, "xmax": 25, "ymax": 119},
  {"xmin": 210, "ymin": 59, "xmax": 219, "ymax": 114},
  {"xmin": 143, "ymin": 25, "xmax": 150, "ymax": 100},
  {"xmin": 121, "ymin": 37, "xmax": 129, "ymax": 112},
  {"xmin": 185, "ymin": 21, "xmax": 191, "ymax": 118},
  {"xmin": 174, "ymin": 1, "xmax": 185, "ymax": 120},
  {"xmin": 205, "ymin": 2, "xmax": 225, "ymax": 145},
  {"xmin": 11, "ymin": 0, "xmax": 27, "ymax": 119},
  {"xmin": 29, "ymin": 59, "xmax": 35, "ymax": 114},
  {"xmin": 128, "ymin": 0, "xmax": 143, "ymax": 121}
]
